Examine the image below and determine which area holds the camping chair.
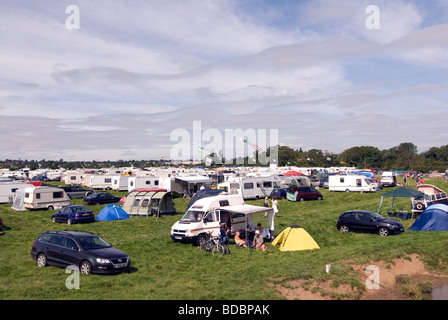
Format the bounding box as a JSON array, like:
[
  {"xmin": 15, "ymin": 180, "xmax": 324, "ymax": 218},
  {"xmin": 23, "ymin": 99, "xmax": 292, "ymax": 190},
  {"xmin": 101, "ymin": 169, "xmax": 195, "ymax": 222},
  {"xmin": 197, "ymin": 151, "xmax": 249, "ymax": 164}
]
[{"xmin": 398, "ymin": 212, "xmax": 408, "ymax": 220}]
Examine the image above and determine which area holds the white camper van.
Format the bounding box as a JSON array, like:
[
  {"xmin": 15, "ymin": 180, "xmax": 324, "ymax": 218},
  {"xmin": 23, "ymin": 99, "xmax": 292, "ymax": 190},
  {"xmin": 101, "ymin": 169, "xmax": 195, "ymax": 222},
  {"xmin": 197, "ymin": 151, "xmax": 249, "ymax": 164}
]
[
  {"xmin": 170, "ymin": 193, "xmax": 274, "ymax": 245},
  {"xmin": 328, "ymin": 175, "xmax": 377, "ymax": 192},
  {"xmin": 12, "ymin": 186, "xmax": 71, "ymax": 210},
  {"xmin": 85, "ymin": 175, "xmax": 114, "ymax": 190},
  {"xmin": 380, "ymin": 171, "xmax": 397, "ymax": 187},
  {"xmin": 0, "ymin": 181, "xmax": 29, "ymax": 203},
  {"xmin": 217, "ymin": 175, "xmax": 283, "ymax": 200}
]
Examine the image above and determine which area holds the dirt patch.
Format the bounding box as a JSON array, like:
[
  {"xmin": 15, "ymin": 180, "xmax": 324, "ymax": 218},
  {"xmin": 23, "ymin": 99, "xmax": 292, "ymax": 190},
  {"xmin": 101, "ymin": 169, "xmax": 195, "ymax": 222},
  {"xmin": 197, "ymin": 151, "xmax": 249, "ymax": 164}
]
[{"xmin": 273, "ymin": 254, "xmax": 448, "ymax": 300}]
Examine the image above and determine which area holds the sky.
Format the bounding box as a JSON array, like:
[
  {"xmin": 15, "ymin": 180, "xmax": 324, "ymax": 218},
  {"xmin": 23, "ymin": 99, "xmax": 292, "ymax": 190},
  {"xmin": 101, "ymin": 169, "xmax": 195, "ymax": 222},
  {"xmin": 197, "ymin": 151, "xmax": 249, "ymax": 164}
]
[{"xmin": 1, "ymin": 0, "xmax": 448, "ymax": 161}]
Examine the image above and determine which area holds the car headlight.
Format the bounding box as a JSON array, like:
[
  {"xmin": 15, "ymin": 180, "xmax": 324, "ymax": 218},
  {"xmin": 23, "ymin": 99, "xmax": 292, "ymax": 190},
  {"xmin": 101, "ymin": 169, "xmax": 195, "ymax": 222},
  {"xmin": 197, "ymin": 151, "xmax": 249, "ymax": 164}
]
[{"xmin": 96, "ymin": 258, "xmax": 111, "ymax": 264}]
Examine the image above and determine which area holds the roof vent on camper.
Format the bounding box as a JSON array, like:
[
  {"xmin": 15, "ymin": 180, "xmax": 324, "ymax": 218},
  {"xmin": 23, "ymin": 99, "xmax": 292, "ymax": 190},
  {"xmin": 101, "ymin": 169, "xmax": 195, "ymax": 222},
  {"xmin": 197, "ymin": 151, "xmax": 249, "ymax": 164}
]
[{"xmin": 219, "ymin": 200, "xmax": 230, "ymax": 207}]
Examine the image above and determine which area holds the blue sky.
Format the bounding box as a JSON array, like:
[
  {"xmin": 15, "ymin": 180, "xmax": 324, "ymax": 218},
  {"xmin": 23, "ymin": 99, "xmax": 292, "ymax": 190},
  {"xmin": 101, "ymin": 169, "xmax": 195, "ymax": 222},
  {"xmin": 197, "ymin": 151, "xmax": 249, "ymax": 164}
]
[{"xmin": 1, "ymin": 0, "xmax": 447, "ymax": 161}]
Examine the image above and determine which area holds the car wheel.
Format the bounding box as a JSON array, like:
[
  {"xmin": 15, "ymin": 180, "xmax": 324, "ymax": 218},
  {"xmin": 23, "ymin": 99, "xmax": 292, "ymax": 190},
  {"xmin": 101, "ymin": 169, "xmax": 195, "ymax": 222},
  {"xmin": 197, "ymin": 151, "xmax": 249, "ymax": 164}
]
[
  {"xmin": 95, "ymin": 202, "xmax": 100, "ymax": 206},
  {"xmin": 80, "ymin": 261, "xmax": 92, "ymax": 275},
  {"xmin": 47, "ymin": 205, "xmax": 54, "ymax": 210},
  {"xmin": 317, "ymin": 196, "xmax": 322, "ymax": 201},
  {"xmin": 379, "ymin": 228, "xmax": 389, "ymax": 237},
  {"xmin": 345, "ymin": 189, "xmax": 350, "ymax": 192},
  {"xmin": 340, "ymin": 225, "xmax": 350, "ymax": 233},
  {"xmin": 37, "ymin": 253, "xmax": 47, "ymax": 267},
  {"xmin": 67, "ymin": 218, "xmax": 72, "ymax": 225},
  {"xmin": 299, "ymin": 197, "xmax": 305, "ymax": 202},
  {"xmin": 52, "ymin": 217, "xmax": 56, "ymax": 223},
  {"xmin": 415, "ymin": 202, "xmax": 424, "ymax": 210}
]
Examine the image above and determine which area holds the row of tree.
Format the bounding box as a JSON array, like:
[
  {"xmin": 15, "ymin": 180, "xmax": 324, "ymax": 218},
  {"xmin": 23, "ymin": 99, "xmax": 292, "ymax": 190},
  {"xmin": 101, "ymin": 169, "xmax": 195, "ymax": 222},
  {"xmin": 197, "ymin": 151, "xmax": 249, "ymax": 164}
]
[
  {"xmin": 269, "ymin": 142, "xmax": 448, "ymax": 172},
  {"xmin": 1, "ymin": 142, "xmax": 448, "ymax": 172}
]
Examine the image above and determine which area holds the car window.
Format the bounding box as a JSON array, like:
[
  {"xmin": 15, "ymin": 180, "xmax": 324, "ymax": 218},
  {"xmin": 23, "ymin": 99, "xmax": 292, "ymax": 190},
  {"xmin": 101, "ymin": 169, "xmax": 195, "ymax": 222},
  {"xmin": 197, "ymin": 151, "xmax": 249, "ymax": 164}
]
[
  {"xmin": 49, "ymin": 235, "xmax": 65, "ymax": 246},
  {"xmin": 78, "ymin": 236, "xmax": 111, "ymax": 249},
  {"xmin": 39, "ymin": 234, "xmax": 52, "ymax": 243},
  {"xmin": 64, "ymin": 237, "xmax": 79, "ymax": 250},
  {"xmin": 357, "ymin": 213, "xmax": 371, "ymax": 221}
]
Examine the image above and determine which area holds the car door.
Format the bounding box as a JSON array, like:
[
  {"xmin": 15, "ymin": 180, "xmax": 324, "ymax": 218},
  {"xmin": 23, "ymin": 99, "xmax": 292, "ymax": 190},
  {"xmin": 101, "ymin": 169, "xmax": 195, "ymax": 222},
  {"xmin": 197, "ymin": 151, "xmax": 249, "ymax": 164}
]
[
  {"xmin": 60, "ymin": 236, "xmax": 81, "ymax": 267},
  {"xmin": 46, "ymin": 235, "xmax": 66, "ymax": 266},
  {"xmin": 339, "ymin": 212, "xmax": 357, "ymax": 230},
  {"xmin": 355, "ymin": 212, "xmax": 376, "ymax": 232},
  {"xmin": 59, "ymin": 207, "xmax": 72, "ymax": 222}
]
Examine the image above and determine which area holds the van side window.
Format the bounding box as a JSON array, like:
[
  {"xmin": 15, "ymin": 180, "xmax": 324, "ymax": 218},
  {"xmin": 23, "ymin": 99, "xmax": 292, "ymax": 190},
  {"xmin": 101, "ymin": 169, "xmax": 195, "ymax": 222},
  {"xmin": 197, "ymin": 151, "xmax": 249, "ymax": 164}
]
[
  {"xmin": 340, "ymin": 178, "xmax": 345, "ymax": 183},
  {"xmin": 263, "ymin": 181, "xmax": 272, "ymax": 188},
  {"xmin": 36, "ymin": 193, "xmax": 41, "ymax": 199},
  {"xmin": 155, "ymin": 180, "xmax": 159, "ymax": 185},
  {"xmin": 244, "ymin": 183, "xmax": 254, "ymax": 189},
  {"xmin": 53, "ymin": 192, "xmax": 63, "ymax": 199}
]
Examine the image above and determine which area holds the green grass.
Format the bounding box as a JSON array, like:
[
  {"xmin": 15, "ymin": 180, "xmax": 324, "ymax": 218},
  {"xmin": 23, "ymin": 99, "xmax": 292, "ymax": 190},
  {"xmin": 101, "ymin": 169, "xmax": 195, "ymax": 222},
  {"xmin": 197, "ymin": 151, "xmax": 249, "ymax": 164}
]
[{"xmin": 1, "ymin": 178, "xmax": 448, "ymax": 300}]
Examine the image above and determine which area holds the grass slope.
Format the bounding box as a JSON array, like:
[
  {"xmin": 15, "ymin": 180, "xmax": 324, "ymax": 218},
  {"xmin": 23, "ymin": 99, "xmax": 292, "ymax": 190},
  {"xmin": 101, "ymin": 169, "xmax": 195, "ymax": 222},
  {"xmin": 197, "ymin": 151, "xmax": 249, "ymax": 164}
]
[{"xmin": 1, "ymin": 178, "xmax": 448, "ymax": 300}]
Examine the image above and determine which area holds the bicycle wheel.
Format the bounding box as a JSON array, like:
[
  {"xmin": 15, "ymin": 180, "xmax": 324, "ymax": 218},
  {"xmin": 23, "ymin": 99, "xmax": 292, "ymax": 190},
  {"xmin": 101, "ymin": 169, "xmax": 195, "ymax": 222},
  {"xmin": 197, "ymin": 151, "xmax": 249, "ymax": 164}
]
[{"xmin": 212, "ymin": 244, "xmax": 225, "ymax": 256}]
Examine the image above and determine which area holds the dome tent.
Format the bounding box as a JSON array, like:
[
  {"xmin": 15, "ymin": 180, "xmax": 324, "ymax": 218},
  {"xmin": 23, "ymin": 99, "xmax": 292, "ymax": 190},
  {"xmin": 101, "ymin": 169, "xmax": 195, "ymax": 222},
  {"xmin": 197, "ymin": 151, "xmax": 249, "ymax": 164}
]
[
  {"xmin": 97, "ymin": 204, "xmax": 130, "ymax": 221},
  {"xmin": 408, "ymin": 204, "xmax": 448, "ymax": 231},
  {"xmin": 272, "ymin": 225, "xmax": 320, "ymax": 251}
]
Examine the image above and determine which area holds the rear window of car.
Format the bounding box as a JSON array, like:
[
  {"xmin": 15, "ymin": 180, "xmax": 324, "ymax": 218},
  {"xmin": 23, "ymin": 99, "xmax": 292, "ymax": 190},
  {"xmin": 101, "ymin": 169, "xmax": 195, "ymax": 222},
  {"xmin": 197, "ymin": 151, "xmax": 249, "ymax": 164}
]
[{"xmin": 39, "ymin": 234, "xmax": 53, "ymax": 243}]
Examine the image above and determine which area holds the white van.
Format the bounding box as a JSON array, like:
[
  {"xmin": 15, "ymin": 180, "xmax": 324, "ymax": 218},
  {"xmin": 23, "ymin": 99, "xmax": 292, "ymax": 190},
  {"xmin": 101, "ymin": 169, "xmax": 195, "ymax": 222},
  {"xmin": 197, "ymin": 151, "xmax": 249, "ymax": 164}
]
[
  {"xmin": 12, "ymin": 186, "xmax": 71, "ymax": 210},
  {"xmin": 328, "ymin": 175, "xmax": 377, "ymax": 192},
  {"xmin": 380, "ymin": 171, "xmax": 397, "ymax": 187},
  {"xmin": 170, "ymin": 193, "xmax": 274, "ymax": 245}
]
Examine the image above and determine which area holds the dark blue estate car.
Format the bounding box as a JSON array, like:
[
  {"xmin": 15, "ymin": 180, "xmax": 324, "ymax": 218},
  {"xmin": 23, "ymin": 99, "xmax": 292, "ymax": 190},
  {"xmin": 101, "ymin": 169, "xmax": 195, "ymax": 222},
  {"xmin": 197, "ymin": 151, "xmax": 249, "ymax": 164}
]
[
  {"xmin": 52, "ymin": 205, "xmax": 95, "ymax": 225},
  {"xmin": 83, "ymin": 192, "xmax": 121, "ymax": 205},
  {"xmin": 31, "ymin": 230, "xmax": 130, "ymax": 275},
  {"xmin": 337, "ymin": 210, "xmax": 404, "ymax": 237}
]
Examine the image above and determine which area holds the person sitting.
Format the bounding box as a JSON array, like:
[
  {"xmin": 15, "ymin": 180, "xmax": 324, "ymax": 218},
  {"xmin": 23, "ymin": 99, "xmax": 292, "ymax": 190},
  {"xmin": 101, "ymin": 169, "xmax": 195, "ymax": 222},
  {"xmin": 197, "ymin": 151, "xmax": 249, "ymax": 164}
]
[
  {"xmin": 234, "ymin": 231, "xmax": 247, "ymax": 248},
  {"xmin": 257, "ymin": 223, "xmax": 271, "ymax": 242},
  {"xmin": 252, "ymin": 230, "xmax": 267, "ymax": 251},
  {"xmin": 220, "ymin": 223, "xmax": 230, "ymax": 245}
]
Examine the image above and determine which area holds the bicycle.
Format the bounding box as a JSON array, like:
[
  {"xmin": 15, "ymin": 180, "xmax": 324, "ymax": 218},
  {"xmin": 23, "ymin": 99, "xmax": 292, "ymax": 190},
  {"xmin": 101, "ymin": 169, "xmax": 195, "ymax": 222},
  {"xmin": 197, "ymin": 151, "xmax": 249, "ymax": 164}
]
[{"xmin": 198, "ymin": 232, "xmax": 230, "ymax": 256}]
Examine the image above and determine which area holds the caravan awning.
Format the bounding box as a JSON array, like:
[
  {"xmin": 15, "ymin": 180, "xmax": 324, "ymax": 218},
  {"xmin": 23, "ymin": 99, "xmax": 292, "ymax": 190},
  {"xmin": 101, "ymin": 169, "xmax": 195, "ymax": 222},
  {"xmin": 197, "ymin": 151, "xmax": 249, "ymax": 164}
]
[
  {"xmin": 175, "ymin": 176, "xmax": 215, "ymax": 184},
  {"xmin": 221, "ymin": 204, "xmax": 273, "ymax": 215}
]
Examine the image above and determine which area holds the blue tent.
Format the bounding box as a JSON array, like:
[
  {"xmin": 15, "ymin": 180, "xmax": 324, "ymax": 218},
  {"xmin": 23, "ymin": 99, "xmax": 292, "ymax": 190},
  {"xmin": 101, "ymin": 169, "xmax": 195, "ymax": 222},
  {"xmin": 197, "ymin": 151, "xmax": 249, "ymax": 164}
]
[
  {"xmin": 96, "ymin": 204, "xmax": 130, "ymax": 221},
  {"xmin": 408, "ymin": 204, "xmax": 448, "ymax": 231}
]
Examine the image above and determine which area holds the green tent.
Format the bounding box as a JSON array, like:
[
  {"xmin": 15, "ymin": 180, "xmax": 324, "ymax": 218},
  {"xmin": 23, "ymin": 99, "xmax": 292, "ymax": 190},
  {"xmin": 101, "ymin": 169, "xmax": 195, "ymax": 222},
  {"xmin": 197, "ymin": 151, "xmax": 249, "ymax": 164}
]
[{"xmin": 377, "ymin": 187, "xmax": 425, "ymax": 216}]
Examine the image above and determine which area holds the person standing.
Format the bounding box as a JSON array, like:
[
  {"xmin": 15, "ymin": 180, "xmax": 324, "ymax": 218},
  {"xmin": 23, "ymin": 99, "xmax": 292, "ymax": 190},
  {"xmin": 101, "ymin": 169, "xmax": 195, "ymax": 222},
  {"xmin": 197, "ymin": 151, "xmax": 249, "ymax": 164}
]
[{"xmin": 271, "ymin": 197, "xmax": 279, "ymax": 216}]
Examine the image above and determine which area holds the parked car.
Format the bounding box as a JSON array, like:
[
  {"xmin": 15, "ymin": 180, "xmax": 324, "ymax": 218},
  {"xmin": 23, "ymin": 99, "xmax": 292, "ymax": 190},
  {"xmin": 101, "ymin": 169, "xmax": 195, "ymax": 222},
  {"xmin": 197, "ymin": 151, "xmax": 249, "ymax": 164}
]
[
  {"xmin": 337, "ymin": 210, "xmax": 404, "ymax": 237},
  {"xmin": 288, "ymin": 186, "xmax": 323, "ymax": 201},
  {"xmin": 83, "ymin": 192, "xmax": 121, "ymax": 205},
  {"xmin": 0, "ymin": 216, "xmax": 3, "ymax": 229},
  {"xmin": 57, "ymin": 185, "xmax": 94, "ymax": 199},
  {"xmin": 270, "ymin": 187, "xmax": 288, "ymax": 199},
  {"xmin": 31, "ymin": 230, "xmax": 131, "ymax": 275},
  {"xmin": 51, "ymin": 205, "xmax": 95, "ymax": 225}
]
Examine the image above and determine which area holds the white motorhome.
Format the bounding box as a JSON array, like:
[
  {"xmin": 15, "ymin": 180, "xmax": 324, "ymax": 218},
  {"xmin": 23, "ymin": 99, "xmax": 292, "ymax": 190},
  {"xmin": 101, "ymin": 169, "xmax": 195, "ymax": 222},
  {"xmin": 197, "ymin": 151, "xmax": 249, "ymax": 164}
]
[
  {"xmin": 12, "ymin": 186, "xmax": 71, "ymax": 210},
  {"xmin": 128, "ymin": 176, "xmax": 160, "ymax": 192},
  {"xmin": 217, "ymin": 175, "xmax": 284, "ymax": 200},
  {"xmin": 0, "ymin": 181, "xmax": 29, "ymax": 203},
  {"xmin": 328, "ymin": 175, "xmax": 377, "ymax": 192},
  {"xmin": 170, "ymin": 193, "xmax": 274, "ymax": 245}
]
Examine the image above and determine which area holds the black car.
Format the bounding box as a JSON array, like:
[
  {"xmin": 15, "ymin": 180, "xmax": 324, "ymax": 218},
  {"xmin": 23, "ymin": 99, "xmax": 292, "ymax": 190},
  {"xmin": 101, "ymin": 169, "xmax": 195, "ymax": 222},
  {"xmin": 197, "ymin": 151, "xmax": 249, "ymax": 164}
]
[
  {"xmin": 83, "ymin": 192, "xmax": 121, "ymax": 205},
  {"xmin": 51, "ymin": 205, "xmax": 95, "ymax": 225},
  {"xmin": 337, "ymin": 210, "xmax": 404, "ymax": 237},
  {"xmin": 31, "ymin": 230, "xmax": 130, "ymax": 274},
  {"xmin": 58, "ymin": 186, "xmax": 94, "ymax": 199},
  {"xmin": 270, "ymin": 187, "xmax": 288, "ymax": 199}
]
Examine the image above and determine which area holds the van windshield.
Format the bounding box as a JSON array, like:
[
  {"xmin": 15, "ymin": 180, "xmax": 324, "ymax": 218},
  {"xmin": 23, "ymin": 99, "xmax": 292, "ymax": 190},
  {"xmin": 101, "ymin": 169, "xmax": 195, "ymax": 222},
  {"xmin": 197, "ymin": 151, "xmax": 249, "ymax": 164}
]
[{"xmin": 181, "ymin": 210, "xmax": 205, "ymax": 222}]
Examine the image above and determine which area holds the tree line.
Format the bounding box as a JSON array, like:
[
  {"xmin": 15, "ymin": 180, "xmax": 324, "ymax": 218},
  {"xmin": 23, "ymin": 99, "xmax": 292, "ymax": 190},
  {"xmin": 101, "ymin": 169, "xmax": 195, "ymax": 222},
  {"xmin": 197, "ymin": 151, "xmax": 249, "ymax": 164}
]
[
  {"xmin": 270, "ymin": 142, "xmax": 448, "ymax": 172},
  {"xmin": 1, "ymin": 142, "xmax": 448, "ymax": 172}
]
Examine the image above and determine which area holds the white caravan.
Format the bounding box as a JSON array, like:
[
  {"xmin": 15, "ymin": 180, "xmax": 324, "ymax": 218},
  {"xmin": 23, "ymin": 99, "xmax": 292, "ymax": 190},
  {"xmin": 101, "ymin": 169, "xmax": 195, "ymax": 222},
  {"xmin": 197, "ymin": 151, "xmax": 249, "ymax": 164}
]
[
  {"xmin": 328, "ymin": 175, "xmax": 377, "ymax": 192},
  {"xmin": 84, "ymin": 175, "xmax": 114, "ymax": 190},
  {"xmin": 217, "ymin": 175, "xmax": 284, "ymax": 199},
  {"xmin": 170, "ymin": 193, "xmax": 274, "ymax": 245},
  {"xmin": 127, "ymin": 176, "xmax": 160, "ymax": 192},
  {"xmin": 63, "ymin": 171, "xmax": 86, "ymax": 185},
  {"xmin": 12, "ymin": 186, "xmax": 71, "ymax": 210},
  {"xmin": 0, "ymin": 181, "xmax": 29, "ymax": 203},
  {"xmin": 111, "ymin": 175, "xmax": 130, "ymax": 192}
]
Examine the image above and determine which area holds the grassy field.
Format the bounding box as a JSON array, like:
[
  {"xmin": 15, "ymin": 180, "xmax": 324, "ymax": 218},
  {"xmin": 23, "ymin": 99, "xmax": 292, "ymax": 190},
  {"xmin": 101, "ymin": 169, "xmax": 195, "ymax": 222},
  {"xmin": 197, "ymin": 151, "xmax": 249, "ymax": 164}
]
[{"xmin": 1, "ymin": 178, "xmax": 448, "ymax": 300}]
